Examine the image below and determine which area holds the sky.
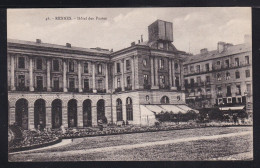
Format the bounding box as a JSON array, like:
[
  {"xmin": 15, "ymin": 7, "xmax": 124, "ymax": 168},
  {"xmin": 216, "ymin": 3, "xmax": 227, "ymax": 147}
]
[{"xmin": 7, "ymin": 8, "xmax": 251, "ymax": 54}]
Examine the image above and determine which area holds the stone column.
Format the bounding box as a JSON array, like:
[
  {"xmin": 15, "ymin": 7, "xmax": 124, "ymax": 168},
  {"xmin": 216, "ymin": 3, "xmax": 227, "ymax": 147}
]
[
  {"xmin": 47, "ymin": 59, "xmax": 51, "ymax": 91},
  {"xmin": 169, "ymin": 58, "xmax": 173, "ymax": 87},
  {"xmin": 10, "ymin": 55, "xmax": 16, "ymax": 91},
  {"xmin": 171, "ymin": 59, "xmax": 176, "ymax": 89},
  {"xmin": 46, "ymin": 106, "xmax": 52, "ymax": 128},
  {"xmin": 92, "ymin": 62, "xmax": 96, "ymax": 93},
  {"xmin": 29, "ymin": 57, "xmax": 34, "ymax": 91},
  {"xmin": 134, "ymin": 56, "xmax": 139, "ymax": 89},
  {"xmin": 62, "ymin": 105, "xmax": 68, "ymax": 128},
  {"xmin": 78, "ymin": 61, "xmax": 82, "ymax": 92},
  {"xmin": 180, "ymin": 61, "xmax": 185, "ymax": 90},
  {"xmin": 105, "ymin": 63, "xmax": 109, "ymax": 93},
  {"xmin": 28, "ymin": 106, "xmax": 34, "ymax": 130},
  {"xmin": 131, "ymin": 56, "xmax": 135, "ymax": 90},
  {"xmin": 121, "ymin": 59, "xmax": 125, "ymax": 91},
  {"xmin": 150, "ymin": 57, "xmax": 155, "ymax": 89},
  {"xmin": 113, "ymin": 62, "xmax": 117, "ymax": 91},
  {"xmin": 63, "ymin": 60, "xmax": 68, "ymax": 92},
  {"xmin": 9, "ymin": 107, "xmax": 16, "ymax": 125},
  {"xmin": 77, "ymin": 105, "xmax": 83, "ymax": 127},
  {"xmin": 154, "ymin": 57, "xmax": 159, "ymax": 89},
  {"xmin": 92, "ymin": 105, "xmax": 97, "ymax": 126}
]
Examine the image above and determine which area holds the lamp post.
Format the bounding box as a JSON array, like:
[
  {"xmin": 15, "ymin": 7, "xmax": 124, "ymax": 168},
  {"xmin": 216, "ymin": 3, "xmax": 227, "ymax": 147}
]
[{"xmin": 244, "ymin": 91, "xmax": 248, "ymax": 113}]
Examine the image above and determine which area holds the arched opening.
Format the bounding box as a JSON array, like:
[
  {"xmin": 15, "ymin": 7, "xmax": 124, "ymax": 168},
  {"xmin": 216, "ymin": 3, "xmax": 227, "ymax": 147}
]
[
  {"xmin": 34, "ymin": 99, "xmax": 46, "ymax": 129},
  {"xmin": 68, "ymin": 99, "xmax": 77, "ymax": 128},
  {"xmin": 51, "ymin": 99, "xmax": 62, "ymax": 129},
  {"xmin": 161, "ymin": 96, "xmax": 170, "ymax": 104},
  {"xmin": 126, "ymin": 97, "xmax": 133, "ymax": 121},
  {"xmin": 116, "ymin": 98, "xmax": 123, "ymax": 121},
  {"xmin": 97, "ymin": 99, "xmax": 105, "ymax": 123},
  {"xmin": 15, "ymin": 99, "xmax": 28, "ymax": 130},
  {"xmin": 83, "ymin": 99, "xmax": 92, "ymax": 127}
]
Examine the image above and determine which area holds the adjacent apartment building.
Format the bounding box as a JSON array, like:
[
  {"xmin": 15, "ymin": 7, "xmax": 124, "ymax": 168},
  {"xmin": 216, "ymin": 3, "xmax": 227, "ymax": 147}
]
[
  {"xmin": 183, "ymin": 35, "xmax": 252, "ymax": 116},
  {"xmin": 8, "ymin": 20, "xmax": 193, "ymax": 130}
]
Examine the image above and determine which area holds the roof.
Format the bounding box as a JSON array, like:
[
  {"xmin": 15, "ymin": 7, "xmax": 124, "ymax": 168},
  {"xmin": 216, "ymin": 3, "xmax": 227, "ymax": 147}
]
[
  {"xmin": 7, "ymin": 39, "xmax": 112, "ymax": 55},
  {"xmin": 184, "ymin": 43, "xmax": 251, "ymax": 65}
]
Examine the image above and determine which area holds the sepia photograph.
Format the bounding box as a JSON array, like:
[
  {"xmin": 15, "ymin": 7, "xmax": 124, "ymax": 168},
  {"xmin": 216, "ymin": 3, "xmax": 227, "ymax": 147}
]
[{"xmin": 7, "ymin": 7, "xmax": 252, "ymax": 161}]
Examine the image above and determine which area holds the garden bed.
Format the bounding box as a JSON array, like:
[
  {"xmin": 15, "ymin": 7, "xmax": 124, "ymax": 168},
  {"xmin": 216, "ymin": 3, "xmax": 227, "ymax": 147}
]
[{"xmin": 9, "ymin": 122, "xmax": 252, "ymax": 152}]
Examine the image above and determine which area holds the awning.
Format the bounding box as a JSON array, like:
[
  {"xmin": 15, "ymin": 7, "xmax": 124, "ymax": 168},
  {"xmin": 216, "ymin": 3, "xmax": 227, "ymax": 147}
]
[
  {"xmin": 177, "ymin": 105, "xmax": 199, "ymax": 113},
  {"xmin": 159, "ymin": 105, "xmax": 186, "ymax": 113},
  {"xmin": 219, "ymin": 106, "xmax": 245, "ymax": 111},
  {"xmin": 145, "ymin": 105, "xmax": 165, "ymax": 113},
  {"xmin": 143, "ymin": 104, "xmax": 198, "ymax": 114}
]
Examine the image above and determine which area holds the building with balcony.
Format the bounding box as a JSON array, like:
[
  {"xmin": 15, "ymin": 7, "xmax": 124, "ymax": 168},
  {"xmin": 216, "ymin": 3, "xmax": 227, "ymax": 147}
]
[
  {"xmin": 183, "ymin": 36, "xmax": 252, "ymax": 115},
  {"xmin": 8, "ymin": 20, "xmax": 192, "ymax": 130}
]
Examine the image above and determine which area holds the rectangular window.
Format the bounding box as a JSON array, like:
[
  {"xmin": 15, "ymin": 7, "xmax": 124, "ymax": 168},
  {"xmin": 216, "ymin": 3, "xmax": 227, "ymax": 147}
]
[
  {"xmin": 18, "ymin": 57, "xmax": 25, "ymax": 69},
  {"xmin": 144, "ymin": 74, "xmax": 149, "ymax": 85},
  {"xmin": 98, "ymin": 64, "xmax": 102, "ymax": 74},
  {"xmin": 227, "ymin": 97, "xmax": 232, "ymax": 103},
  {"xmin": 36, "ymin": 58, "xmax": 42, "ymax": 70},
  {"xmin": 98, "ymin": 79, "xmax": 103, "ymax": 89},
  {"xmin": 205, "ymin": 64, "xmax": 209, "ymax": 71},
  {"xmin": 190, "ymin": 78, "xmax": 194, "ymax": 87},
  {"xmin": 84, "ymin": 63, "xmax": 88, "ymax": 73},
  {"xmin": 246, "ymin": 84, "xmax": 251, "ymax": 94},
  {"xmin": 175, "ymin": 76, "xmax": 180, "ymax": 88},
  {"xmin": 245, "ymin": 70, "xmax": 250, "ymax": 78},
  {"xmin": 190, "ymin": 65, "xmax": 194, "ymax": 72},
  {"xmin": 206, "ymin": 76, "xmax": 210, "ymax": 83},
  {"xmin": 117, "ymin": 63, "xmax": 121, "ymax": 73},
  {"xmin": 18, "ymin": 75, "xmax": 25, "ymax": 88},
  {"xmin": 184, "ymin": 79, "xmax": 188, "ymax": 86},
  {"xmin": 237, "ymin": 97, "xmax": 242, "ymax": 104},
  {"xmin": 69, "ymin": 61, "xmax": 74, "ymax": 72},
  {"xmin": 84, "ymin": 79, "xmax": 89, "ymax": 90},
  {"xmin": 197, "ymin": 77, "xmax": 201, "ymax": 84},
  {"xmin": 159, "ymin": 59, "xmax": 164, "ymax": 69},
  {"xmin": 196, "ymin": 65, "xmax": 200, "ymax": 73},
  {"xmin": 184, "ymin": 67, "xmax": 187, "ymax": 73},
  {"xmin": 225, "ymin": 60, "xmax": 229, "ymax": 68},
  {"xmin": 53, "ymin": 60, "xmax": 59, "ymax": 71},
  {"xmin": 36, "ymin": 76, "xmax": 43, "ymax": 91},
  {"xmin": 217, "ymin": 61, "xmax": 221, "ymax": 65},
  {"xmin": 236, "ymin": 85, "xmax": 241, "ymax": 95},
  {"xmin": 69, "ymin": 78, "xmax": 75, "ymax": 90},
  {"xmin": 53, "ymin": 78, "xmax": 59, "ymax": 91},
  {"xmin": 117, "ymin": 78, "xmax": 121, "ymax": 88},
  {"xmin": 159, "ymin": 75, "xmax": 165, "ymax": 86},
  {"xmin": 126, "ymin": 60, "xmax": 131, "ymax": 71},
  {"xmin": 217, "ymin": 87, "xmax": 222, "ymax": 95},
  {"xmin": 235, "ymin": 71, "xmax": 240, "ymax": 79},
  {"xmin": 226, "ymin": 72, "xmax": 230, "ymax": 80},
  {"xmin": 235, "ymin": 58, "xmax": 239, "ymax": 67},
  {"xmin": 217, "ymin": 73, "xmax": 221, "ymax": 81},
  {"xmin": 127, "ymin": 76, "xmax": 131, "ymax": 86},
  {"xmin": 227, "ymin": 85, "xmax": 231, "ymax": 96},
  {"xmin": 245, "ymin": 56, "xmax": 249, "ymax": 64}
]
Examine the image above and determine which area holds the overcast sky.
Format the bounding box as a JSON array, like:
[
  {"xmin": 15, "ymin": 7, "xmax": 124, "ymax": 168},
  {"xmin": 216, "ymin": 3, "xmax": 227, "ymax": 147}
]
[{"xmin": 7, "ymin": 8, "xmax": 251, "ymax": 54}]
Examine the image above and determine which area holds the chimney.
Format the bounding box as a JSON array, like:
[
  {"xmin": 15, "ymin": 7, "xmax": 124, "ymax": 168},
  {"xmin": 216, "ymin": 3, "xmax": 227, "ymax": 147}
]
[
  {"xmin": 244, "ymin": 34, "xmax": 251, "ymax": 44},
  {"xmin": 66, "ymin": 43, "xmax": 71, "ymax": 48},
  {"xmin": 36, "ymin": 39, "xmax": 41, "ymax": 43},
  {"xmin": 138, "ymin": 40, "xmax": 140, "ymax": 44},
  {"xmin": 224, "ymin": 43, "xmax": 233, "ymax": 50},
  {"xmin": 110, "ymin": 49, "xmax": 113, "ymax": 52},
  {"xmin": 141, "ymin": 35, "xmax": 143, "ymax": 42},
  {"xmin": 131, "ymin": 42, "xmax": 135, "ymax": 46},
  {"xmin": 217, "ymin": 42, "xmax": 225, "ymax": 53},
  {"xmin": 200, "ymin": 48, "xmax": 208, "ymax": 54}
]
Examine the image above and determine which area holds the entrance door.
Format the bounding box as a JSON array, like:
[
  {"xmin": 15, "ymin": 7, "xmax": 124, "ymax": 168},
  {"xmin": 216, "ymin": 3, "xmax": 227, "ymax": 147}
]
[{"xmin": 83, "ymin": 99, "xmax": 92, "ymax": 127}]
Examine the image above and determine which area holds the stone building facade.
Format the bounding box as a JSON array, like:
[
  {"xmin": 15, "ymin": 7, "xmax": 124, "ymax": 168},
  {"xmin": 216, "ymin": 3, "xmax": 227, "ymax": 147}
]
[
  {"xmin": 183, "ymin": 36, "xmax": 252, "ymax": 115},
  {"xmin": 8, "ymin": 20, "xmax": 189, "ymax": 130}
]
